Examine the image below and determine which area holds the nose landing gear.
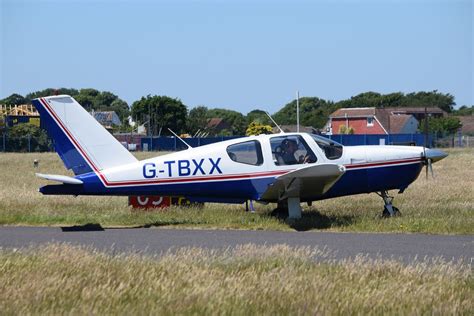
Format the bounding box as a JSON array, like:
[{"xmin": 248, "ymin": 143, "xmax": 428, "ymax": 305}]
[{"xmin": 377, "ymin": 191, "xmax": 401, "ymax": 217}]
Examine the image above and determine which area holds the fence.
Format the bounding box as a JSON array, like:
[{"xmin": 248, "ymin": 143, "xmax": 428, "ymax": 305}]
[
  {"xmin": 140, "ymin": 136, "xmax": 243, "ymax": 152},
  {"xmin": 1, "ymin": 134, "xmax": 53, "ymax": 152},
  {"xmin": 1, "ymin": 133, "xmax": 472, "ymax": 153},
  {"xmin": 434, "ymin": 134, "xmax": 474, "ymax": 148},
  {"xmin": 323, "ymin": 133, "xmax": 435, "ymax": 147},
  {"xmin": 139, "ymin": 134, "xmax": 431, "ymax": 151}
]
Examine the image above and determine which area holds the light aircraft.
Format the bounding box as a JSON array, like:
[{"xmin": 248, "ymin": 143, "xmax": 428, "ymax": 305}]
[{"xmin": 32, "ymin": 95, "xmax": 448, "ymax": 219}]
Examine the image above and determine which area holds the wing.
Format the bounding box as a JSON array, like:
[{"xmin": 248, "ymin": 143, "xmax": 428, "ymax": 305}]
[{"xmin": 259, "ymin": 164, "xmax": 345, "ymax": 201}]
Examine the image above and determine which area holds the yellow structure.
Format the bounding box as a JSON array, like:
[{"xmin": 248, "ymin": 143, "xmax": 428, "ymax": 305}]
[
  {"xmin": 0, "ymin": 104, "xmax": 39, "ymax": 116},
  {"xmin": 0, "ymin": 104, "xmax": 41, "ymax": 128}
]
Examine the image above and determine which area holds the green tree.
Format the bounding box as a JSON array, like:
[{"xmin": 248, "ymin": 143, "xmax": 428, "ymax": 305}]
[
  {"xmin": 333, "ymin": 91, "xmax": 455, "ymax": 113},
  {"xmin": 74, "ymin": 89, "xmax": 98, "ymax": 111},
  {"xmin": 453, "ymin": 105, "xmax": 474, "ymax": 116},
  {"xmin": 109, "ymin": 99, "xmax": 130, "ymax": 123},
  {"xmin": 7, "ymin": 123, "xmax": 50, "ymax": 152},
  {"xmin": 25, "ymin": 88, "xmax": 79, "ymax": 101},
  {"xmin": 187, "ymin": 106, "xmax": 209, "ymax": 135},
  {"xmin": 23, "ymin": 88, "xmax": 130, "ymax": 123},
  {"xmin": 400, "ymin": 91, "xmax": 455, "ymax": 113},
  {"xmin": 246, "ymin": 109, "xmax": 271, "ymax": 125},
  {"xmin": 335, "ymin": 92, "xmax": 404, "ymax": 109},
  {"xmin": 338, "ymin": 125, "xmax": 354, "ymax": 134},
  {"xmin": 206, "ymin": 108, "xmax": 247, "ymax": 135},
  {"xmin": 74, "ymin": 89, "xmax": 129, "ymax": 122},
  {"xmin": 246, "ymin": 121, "xmax": 273, "ymax": 136},
  {"xmin": 1, "ymin": 93, "xmax": 27, "ymax": 105},
  {"xmin": 419, "ymin": 117, "xmax": 461, "ymax": 135},
  {"xmin": 131, "ymin": 95, "xmax": 187, "ymax": 135}
]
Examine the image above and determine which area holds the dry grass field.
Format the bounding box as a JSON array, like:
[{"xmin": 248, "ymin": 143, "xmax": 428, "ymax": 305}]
[
  {"xmin": 0, "ymin": 244, "xmax": 472, "ymax": 315},
  {"xmin": 0, "ymin": 148, "xmax": 473, "ymax": 234},
  {"xmin": 1, "ymin": 151, "xmax": 473, "ymax": 315}
]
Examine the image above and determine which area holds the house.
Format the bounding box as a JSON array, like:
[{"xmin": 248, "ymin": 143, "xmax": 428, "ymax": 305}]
[
  {"xmin": 326, "ymin": 107, "xmax": 445, "ymax": 135},
  {"xmin": 91, "ymin": 111, "xmax": 122, "ymax": 129},
  {"xmin": 458, "ymin": 116, "xmax": 474, "ymax": 135},
  {"xmin": 206, "ymin": 118, "xmax": 231, "ymax": 134}
]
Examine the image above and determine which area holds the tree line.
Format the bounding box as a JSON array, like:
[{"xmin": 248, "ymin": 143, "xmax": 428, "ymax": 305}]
[{"xmin": 2, "ymin": 88, "xmax": 472, "ymax": 137}]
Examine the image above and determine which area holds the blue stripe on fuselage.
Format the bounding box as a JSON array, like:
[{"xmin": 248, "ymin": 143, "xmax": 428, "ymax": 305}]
[{"xmin": 40, "ymin": 163, "xmax": 424, "ymax": 201}]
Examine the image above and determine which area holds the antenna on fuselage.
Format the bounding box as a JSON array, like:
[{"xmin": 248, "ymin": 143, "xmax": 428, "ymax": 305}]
[
  {"xmin": 168, "ymin": 128, "xmax": 192, "ymax": 149},
  {"xmin": 265, "ymin": 111, "xmax": 285, "ymax": 134}
]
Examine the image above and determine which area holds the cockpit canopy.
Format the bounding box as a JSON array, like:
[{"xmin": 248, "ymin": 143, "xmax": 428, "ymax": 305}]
[{"xmin": 310, "ymin": 134, "xmax": 343, "ymax": 160}]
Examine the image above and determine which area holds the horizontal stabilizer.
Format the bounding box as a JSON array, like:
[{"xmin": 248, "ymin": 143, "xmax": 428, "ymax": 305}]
[{"xmin": 36, "ymin": 173, "xmax": 83, "ymax": 185}]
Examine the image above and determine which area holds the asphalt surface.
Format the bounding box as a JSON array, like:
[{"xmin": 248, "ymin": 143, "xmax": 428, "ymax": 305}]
[{"xmin": 0, "ymin": 226, "xmax": 472, "ymax": 264}]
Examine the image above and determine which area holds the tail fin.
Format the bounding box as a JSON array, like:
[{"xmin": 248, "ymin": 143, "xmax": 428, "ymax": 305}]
[{"xmin": 32, "ymin": 95, "xmax": 137, "ymax": 175}]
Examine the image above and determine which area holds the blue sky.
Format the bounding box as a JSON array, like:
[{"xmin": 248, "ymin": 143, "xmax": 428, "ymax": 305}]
[{"xmin": 1, "ymin": 0, "xmax": 472, "ymax": 113}]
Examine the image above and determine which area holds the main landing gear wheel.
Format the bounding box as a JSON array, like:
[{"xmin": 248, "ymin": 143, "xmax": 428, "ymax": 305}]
[
  {"xmin": 271, "ymin": 206, "xmax": 289, "ymax": 219},
  {"xmin": 271, "ymin": 200, "xmax": 289, "ymax": 219},
  {"xmin": 377, "ymin": 191, "xmax": 402, "ymax": 218},
  {"xmin": 271, "ymin": 198, "xmax": 303, "ymax": 220},
  {"xmin": 382, "ymin": 206, "xmax": 401, "ymax": 218}
]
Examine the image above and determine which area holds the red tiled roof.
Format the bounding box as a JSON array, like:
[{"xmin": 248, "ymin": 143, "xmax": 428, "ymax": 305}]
[
  {"xmin": 330, "ymin": 108, "xmax": 375, "ymax": 118},
  {"xmin": 389, "ymin": 114, "xmax": 412, "ymax": 133},
  {"xmin": 458, "ymin": 116, "xmax": 474, "ymax": 134},
  {"xmin": 207, "ymin": 118, "xmax": 224, "ymax": 129}
]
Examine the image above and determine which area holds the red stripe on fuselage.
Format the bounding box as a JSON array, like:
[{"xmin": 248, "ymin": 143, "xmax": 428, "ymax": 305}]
[{"xmin": 106, "ymin": 169, "xmax": 291, "ymax": 186}]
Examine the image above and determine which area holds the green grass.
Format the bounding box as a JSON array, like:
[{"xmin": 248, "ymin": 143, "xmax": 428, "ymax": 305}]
[
  {"xmin": 0, "ymin": 149, "xmax": 473, "ymax": 234},
  {"xmin": 0, "ymin": 244, "xmax": 472, "ymax": 315}
]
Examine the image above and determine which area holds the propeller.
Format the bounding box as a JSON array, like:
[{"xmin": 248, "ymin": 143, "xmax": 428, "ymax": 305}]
[
  {"xmin": 425, "ymin": 158, "xmax": 434, "ymax": 179},
  {"xmin": 422, "ymin": 147, "xmax": 448, "ymax": 179},
  {"xmin": 423, "ymin": 106, "xmax": 434, "ymax": 179}
]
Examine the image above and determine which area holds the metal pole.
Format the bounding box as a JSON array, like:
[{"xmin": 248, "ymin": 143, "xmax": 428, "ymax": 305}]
[
  {"xmin": 296, "ymin": 90, "xmax": 300, "ymax": 133},
  {"xmin": 148, "ymin": 103, "xmax": 151, "ymax": 136},
  {"xmin": 458, "ymin": 129, "xmax": 462, "ymax": 147},
  {"xmin": 424, "ymin": 106, "xmax": 428, "ymax": 148},
  {"xmin": 28, "ymin": 135, "xmax": 31, "ymax": 152}
]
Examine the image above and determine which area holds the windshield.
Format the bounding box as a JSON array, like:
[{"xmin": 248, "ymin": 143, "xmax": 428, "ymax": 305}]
[
  {"xmin": 310, "ymin": 135, "xmax": 343, "ymax": 160},
  {"xmin": 270, "ymin": 135, "xmax": 317, "ymax": 166}
]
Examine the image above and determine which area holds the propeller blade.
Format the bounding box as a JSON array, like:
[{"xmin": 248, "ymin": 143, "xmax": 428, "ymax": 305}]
[{"xmin": 428, "ymin": 159, "xmax": 434, "ymax": 178}]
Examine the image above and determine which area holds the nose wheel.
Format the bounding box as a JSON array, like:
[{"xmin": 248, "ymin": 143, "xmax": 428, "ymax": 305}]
[{"xmin": 377, "ymin": 191, "xmax": 401, "ymax": 217}]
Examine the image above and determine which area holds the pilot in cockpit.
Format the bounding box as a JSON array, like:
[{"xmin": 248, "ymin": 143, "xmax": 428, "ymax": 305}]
[{"xmin": 280, "ymin": 139, "xmax": 299, "ymax": 165}]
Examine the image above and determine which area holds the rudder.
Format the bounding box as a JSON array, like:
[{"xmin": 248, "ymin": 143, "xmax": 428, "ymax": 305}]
[{"xmin": 32, "ymin": 95, "xmax": 137, "ymax": 175}]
